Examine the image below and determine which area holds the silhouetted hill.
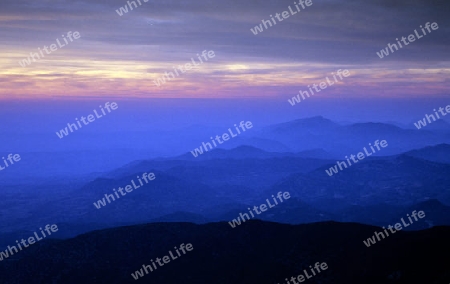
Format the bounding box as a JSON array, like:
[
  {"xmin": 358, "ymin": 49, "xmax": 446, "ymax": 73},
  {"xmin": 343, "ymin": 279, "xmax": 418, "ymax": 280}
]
[
  {"xmin": 333, "ymin": 199, "xmax": 450, "ymax": 229},
  {"xmin": 263, "ymin": 116, "xmax": 340, "ymax": 135},
  {"xmin": 216, "ymin": 197, "xmax": 336, "ymax": 224},
  {"xmin": 403, "ymin": 199, "xmax": 450, "ymax": 229},
  {"xmin": 405, "ymin": 143, "xmax": 450, "ymax": 164},
  {"xmin": 174, "ymin": 145, "xmax": 292, "ymax": 160},
  {"xmin": 226, "ymin": 136, "xmax": 292, "ymax": 152},
  {"xmin": 416, "ymin": 118, "xmax": 450, "ymax": 131},
  {"xmin": 273, "ymin": 155, "xmax": 450, "ymax": 206},
  {"xmin": 103, "ymin": 154, "xmax": 334, "ymax": 190},
  {"xmin": 170, "ymin": 145, "xmax": 334, "ymax": 162},
  {"xmin": 25, "ymin": 171, "xmax": 222, "ymax": 228},
  {"xmin": 0, "ymin": 221, "xmax": 449, "ymax": 283},
  {"xmin": 295, "ymin": 148, "xmax": 334, "ymax": 159}
]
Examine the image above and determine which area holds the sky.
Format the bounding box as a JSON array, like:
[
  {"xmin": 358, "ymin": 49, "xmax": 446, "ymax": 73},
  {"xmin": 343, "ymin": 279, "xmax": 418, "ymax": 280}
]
[{"xmin": 0, "ymin": 0, "xmax": 449, "ymax": 99}]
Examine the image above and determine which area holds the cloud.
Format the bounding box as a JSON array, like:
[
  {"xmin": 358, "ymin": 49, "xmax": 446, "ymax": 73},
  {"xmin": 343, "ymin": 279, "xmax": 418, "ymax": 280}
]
[{"xmin": 0, "ymin": 0, "xmax": 448, "ymax": 98}]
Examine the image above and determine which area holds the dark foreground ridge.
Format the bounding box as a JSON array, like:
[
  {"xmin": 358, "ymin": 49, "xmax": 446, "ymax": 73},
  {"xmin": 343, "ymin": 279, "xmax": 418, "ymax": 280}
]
[{"xmin": 0, "ymin": 221, "xmax": 449, "ymax": 284}]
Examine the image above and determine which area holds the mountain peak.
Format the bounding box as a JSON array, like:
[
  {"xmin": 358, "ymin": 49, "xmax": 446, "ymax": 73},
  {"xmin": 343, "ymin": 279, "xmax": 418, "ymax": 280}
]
[
  {"xmin": 264, "ymin": 116, "xmax": 338, "ymax": 134},
  {"xmin": 291, "ymin": 115, "xmax": 334, "ymax": 124}
]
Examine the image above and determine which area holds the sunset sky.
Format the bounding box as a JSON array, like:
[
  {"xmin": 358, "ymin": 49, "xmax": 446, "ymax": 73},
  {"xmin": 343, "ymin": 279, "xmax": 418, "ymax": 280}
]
[{"xmin": 0, "ymin": 0, "xmax": 448, "ymax": 99}]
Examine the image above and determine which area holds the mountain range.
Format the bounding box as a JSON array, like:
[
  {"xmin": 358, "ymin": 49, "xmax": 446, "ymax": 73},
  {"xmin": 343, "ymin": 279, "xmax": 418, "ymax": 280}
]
[{"xmin": 0, "ymin": 221, "xmax": 448, "ymax": 284}]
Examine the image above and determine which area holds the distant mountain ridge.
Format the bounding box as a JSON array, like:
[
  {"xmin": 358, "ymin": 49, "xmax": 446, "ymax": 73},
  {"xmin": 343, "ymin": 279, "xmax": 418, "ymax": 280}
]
[
  {"xmin": 0, "ymin": 116, "xmax": 448, "ymax": 181},
  {"xmin": 173, "ymin": 145, "xmax": 335, "ymax": 160},
  {"xmin": 404, "ymin": 143, "xmax": 450, "ymax": 164},
  {"xmin": 253, "ymin": 116, "xmax": 450, "ymax": 156},
  {"xmin": 273, "ymin": 154, "xmax": 450, "ymax": 206},
  {"xmin": 2, "ymin": 117, "xmax": 450, "ymax": 244},
  {"xmin": 2, "ymin": 142, "xmax": 449, "ymax": 239}
]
